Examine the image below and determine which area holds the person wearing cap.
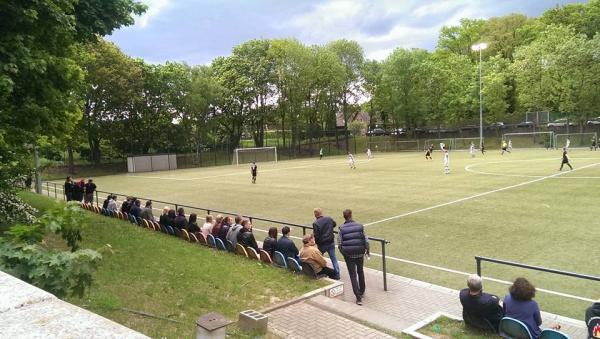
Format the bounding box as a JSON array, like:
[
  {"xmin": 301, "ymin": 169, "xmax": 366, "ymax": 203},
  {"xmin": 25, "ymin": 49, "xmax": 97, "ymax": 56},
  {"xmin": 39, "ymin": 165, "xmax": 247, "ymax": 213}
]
[{"xmin": 299, "ymin": 233, "xmax": 337, "ymax": 279}]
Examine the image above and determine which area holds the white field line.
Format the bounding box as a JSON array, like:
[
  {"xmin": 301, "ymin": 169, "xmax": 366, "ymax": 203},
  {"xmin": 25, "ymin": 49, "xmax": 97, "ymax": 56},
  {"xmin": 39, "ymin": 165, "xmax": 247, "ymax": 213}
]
[
  {"xmin": 127, "ymin": 157, "xmax": 381, "ymax": 182},
  {"xmin": 368, "ymin": 252, "xmax": 596, "ymax": 303},
  {"xmin": 465, "ymin": 157, "xmax": 600, "ymax": 179},
  {"xmin": 364, "ymin": 161, "xmax": 600, "ymax": 227},
  {"xmin": 39, "ymin": 188, "xmax": 597, "ymax": 303}
]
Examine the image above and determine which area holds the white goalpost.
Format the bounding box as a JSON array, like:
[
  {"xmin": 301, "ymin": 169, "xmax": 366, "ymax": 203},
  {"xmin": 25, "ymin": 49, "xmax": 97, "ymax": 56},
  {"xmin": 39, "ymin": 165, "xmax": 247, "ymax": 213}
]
[
  {"xmin": 454, "ymin": 138, "xmax": 483, "ymax": 150},
  {"xmin": 554, "ymin": 133, "xmax": 597, "ymax": 149},
  {"xmin": 367, "ymin": 140, "xmax": 420, "ymax": 152},
  {"xmin": 502, "ymin": 132, "xmax": 555, "ymax": 149},
  {"xmin": 425, "ymin": 138, "xmax": 455, "ymax": 151},
  {"xmin": 232, "ymin": 147, "xmax": 278, "ymax": 165},
  {"xmin": 367, "ymin": 141, "xmax": 391, "ymax": 153}
]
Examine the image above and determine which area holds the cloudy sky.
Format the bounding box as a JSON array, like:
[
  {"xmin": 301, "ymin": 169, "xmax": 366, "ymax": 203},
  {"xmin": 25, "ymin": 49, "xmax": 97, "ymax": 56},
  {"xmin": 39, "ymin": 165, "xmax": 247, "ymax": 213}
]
[{"xmin": 108, "ymin": 0, "xmax": 584, "ymax": 65}]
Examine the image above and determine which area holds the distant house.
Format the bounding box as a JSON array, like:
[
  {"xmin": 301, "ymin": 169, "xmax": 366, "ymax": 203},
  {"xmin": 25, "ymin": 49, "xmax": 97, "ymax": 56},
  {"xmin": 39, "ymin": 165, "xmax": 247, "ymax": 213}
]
[{"xmin": 336, "ymin": 111, "xmax": 370, "ymax": 128}]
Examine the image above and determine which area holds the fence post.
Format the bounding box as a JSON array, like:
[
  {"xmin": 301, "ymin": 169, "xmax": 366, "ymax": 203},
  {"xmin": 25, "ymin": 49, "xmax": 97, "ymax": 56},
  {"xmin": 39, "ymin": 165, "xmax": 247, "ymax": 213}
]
[
  {"xmin": 95, "ymin": 191, "xmax": 99, "ymax": 207},
  {"xmin": 46, "ymin": 182, "xmax": 50, "ymax": 196},
  {"xmin": 54, "ymin": 183, "xmax": 57, "ymax": 198},
  {"xmin": 476, "ymin": 257, "xmax": 482, "ymax": 277},
  {"xmin": 382, "ymin": 241, "xmax": 388, "ymax": 291},
  {"xmin": 302, "ymin": 227, "xmax": 306, "ymax": 236},
  {"xmin": 175, "ymin": 204, "xmax": 178, "ymax": 212}
]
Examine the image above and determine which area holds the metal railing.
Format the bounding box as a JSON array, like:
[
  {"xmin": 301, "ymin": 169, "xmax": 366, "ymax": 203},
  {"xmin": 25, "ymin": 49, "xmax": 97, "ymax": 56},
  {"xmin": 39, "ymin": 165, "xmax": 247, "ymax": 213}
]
[
  {"xmin": 476, "ymin": 256, "xmax": 600, "ymax": 282},
  {"xmin": 38, "ymin": 181, "xmax": 391, "ymax": 291}
]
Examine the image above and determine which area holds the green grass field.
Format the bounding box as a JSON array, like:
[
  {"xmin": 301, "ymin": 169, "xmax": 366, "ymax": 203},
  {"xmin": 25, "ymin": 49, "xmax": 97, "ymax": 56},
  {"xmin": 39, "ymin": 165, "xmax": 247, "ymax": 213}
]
[{"xmin": 50, "ymin": 148, "xmax": 600, "ymax": 320}]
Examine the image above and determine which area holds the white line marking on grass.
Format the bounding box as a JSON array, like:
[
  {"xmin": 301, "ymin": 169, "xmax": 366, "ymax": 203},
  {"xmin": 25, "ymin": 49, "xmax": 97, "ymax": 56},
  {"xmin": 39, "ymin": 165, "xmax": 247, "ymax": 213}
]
[
  {"xmin": 367, "ymin": 253, "xmax": 596, "ymax": 303},
  {"xmin": 127, "ymin": 158, "xmax": 382, "ymax": 182},
  {"xmin": 364, "ymin": 161, "xmax": 600, "ymax": 227},
  {"xmin": 465, "ymin": 157, "xmax": 600, "ymax": 179}
]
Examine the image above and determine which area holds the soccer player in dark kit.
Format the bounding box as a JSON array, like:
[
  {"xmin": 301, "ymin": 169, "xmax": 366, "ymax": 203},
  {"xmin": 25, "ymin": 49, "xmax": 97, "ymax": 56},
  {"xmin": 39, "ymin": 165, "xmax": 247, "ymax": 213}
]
[
  {"xmin": 251, "ymin": 162, "xmax": 257, "ymax": 183},
  {"xmin": 559, "ymin": 148, "xmax": 573, "ymax": 171}
]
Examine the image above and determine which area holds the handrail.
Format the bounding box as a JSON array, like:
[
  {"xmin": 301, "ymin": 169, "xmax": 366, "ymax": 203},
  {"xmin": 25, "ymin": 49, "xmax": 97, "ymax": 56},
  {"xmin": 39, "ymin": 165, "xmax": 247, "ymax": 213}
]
[
  {"xmin": 39, "ymin": 181, "xmax": 391, "ymax": 291},
  {"xmin": 475, "ymin": 255, "xmax": 600, "ymax": 282}
]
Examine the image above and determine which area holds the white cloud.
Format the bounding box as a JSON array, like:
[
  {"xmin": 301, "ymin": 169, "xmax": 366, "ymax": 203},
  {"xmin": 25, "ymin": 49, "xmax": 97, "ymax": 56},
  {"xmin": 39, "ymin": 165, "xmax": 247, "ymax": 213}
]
[
  {"xmin": 280, "ymin": 0, "xmax": 490, "ymax": 60},
  {"xmin": 136, "ymin": 0, "xmax": 171, "ymax": 29}
]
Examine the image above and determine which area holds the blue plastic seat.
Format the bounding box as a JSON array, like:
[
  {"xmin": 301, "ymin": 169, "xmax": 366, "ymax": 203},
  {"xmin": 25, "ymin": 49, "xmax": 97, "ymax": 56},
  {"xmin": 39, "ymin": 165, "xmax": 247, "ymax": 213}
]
[
  {"xmin": 206, "ymin": 234, "xmax": 216, "ymax": 248},
  {"xmin": 166, "ymin": 225, "xmax": 175, "ymax": 236},
  {"xmin": 215, "ymin": 238, "xmax": 227, "ymax": 251},
  {"xmin": 539, "ymin": 329, "xmax": 570, "ymax": 339},
  {"xmin": 499, "ymin": 317, "xmax": 533, "ymax": 339},
  {"xmin": 172, "ymin": 227, "xmax": 182, "ymax": 237},
  {"xmin": 286, "ymin": 257, "xmax": 302, "ymax": 274},
  {"xmin": 225, "ymin": 240, "xmax": 235, "ymax": 253},
  {"xmin": 272, "ymin": 251, "xmax": 287, "ymax": 268}
]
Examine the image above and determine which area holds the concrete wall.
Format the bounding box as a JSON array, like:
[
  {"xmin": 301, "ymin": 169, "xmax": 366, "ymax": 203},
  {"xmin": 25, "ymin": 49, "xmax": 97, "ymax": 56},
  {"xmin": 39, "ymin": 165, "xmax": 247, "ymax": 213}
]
[{"xmin": 0, "ymin": 270, "xmax": 149, "ymax": 339}]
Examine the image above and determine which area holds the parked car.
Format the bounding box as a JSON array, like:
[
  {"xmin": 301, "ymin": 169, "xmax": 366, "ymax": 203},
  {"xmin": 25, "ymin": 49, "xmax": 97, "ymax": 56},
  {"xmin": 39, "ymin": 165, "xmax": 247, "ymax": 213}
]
[
  {"xmin": 547, "ymin": 118, "xmax": 576, "ymax": 128},
  {"xmin": 488, "ymin": 122, "xmax": 505, "ymax": 129},
  {"xmin": 586, "ymin": 117, "xmax": 600, "ymax": 125},
  {"xmin": 517, "ymin": 121, "xmax": 535, "ymax": 128},
  {"xmin": 461, "ymin": 124, "xmax": 479, "ymax": 131},
  {"xmin": 390, "ymin": 128, "xmax": 405, "ymax": 136},
  {"xmin": 366, "ymin": 128, "xmax": 387, "ymax": 136}
]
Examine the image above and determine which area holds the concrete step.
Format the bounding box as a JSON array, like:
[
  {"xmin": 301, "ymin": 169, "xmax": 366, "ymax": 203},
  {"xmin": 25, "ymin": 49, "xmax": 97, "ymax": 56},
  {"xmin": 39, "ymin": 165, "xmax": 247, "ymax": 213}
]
[{"xmin": 307, "ymin": 294, "xmax": 412, "ymax": 334}]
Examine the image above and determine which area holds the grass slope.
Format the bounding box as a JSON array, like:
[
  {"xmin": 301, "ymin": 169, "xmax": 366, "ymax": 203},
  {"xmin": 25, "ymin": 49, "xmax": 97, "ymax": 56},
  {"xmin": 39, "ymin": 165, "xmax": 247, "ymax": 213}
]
[
  {"xmin": 21, "ymin": 192, "xmax": 322, "ymax": 338},
  {"xmin": 51, "ymin": 148, "xmax": 600, "ymax": 320}
]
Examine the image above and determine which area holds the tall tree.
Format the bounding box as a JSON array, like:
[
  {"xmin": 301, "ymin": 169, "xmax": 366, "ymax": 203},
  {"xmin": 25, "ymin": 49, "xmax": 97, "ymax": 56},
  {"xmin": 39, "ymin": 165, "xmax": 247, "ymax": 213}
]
[{"xmin": 438, "ymin": 18, "xmax": 486, "ymax": 60}]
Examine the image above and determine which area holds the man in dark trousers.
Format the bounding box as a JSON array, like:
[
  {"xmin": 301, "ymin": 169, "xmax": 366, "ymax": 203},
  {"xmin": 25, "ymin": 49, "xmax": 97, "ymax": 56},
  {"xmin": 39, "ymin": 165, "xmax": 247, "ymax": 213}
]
[
  {"xmin": 338, "ymin": 209, "xmax": 369, "ymax": 305},
  {"xmin": 84, "ymin": 178, "xmax": 97, "ymax": 204},
  {"xmin": 459, "ymin": 274, "xmax": 503, "ymax": 333},
  {"xmin": 250, "ymin": 162, "xmax": 257, "ymax": 184},
  {"xmin": 312, "ymin": 207, "xmax": 340, "ymax": 279},
  {"xmin": 276, "ymin": 226, "xmax": 300, "ymax": 263}
]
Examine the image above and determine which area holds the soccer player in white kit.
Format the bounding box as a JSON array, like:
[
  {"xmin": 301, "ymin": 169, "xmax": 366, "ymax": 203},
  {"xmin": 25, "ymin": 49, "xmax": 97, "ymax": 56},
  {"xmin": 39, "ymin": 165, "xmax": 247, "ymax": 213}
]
[
  {"xmin": 469, "ymin": 142, "xmax": 475, "ymax": 158},
  {"xmin": 565, "ymin": 137, "xmax": 571, "ymax": 150},
  {"xmin": 366, "ymin": 148, "xmax": 373, "ymax": 160},
  {"xmin": 348, "ymin": 153, "xmax": 356, "ymax": 169},
  {"xmin": 440, "ymin": 143, "xmax": 449, "ymax": 174},
  {"xmin": 508, "ymin": 139, "xmax": 513, "ymax": 152}
]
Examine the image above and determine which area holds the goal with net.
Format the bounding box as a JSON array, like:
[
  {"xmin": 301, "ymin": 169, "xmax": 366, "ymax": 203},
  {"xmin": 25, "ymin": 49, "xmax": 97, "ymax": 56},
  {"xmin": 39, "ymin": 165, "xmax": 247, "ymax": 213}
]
[
  {"xmin": 554, "ymin": 133, "xmax": 598, "ymax": 149},
  {"xmin": 502, "ymin": 132, "xmax": 555, "ymax": 149},
  {"xmin": 367, "ymin": 140, "xmax": 420, "ymax": 152},
  {"xmin": 232, "ymin": 147, "xmax": 278, "ymax": 165},
  {"xmin": 454, "ymin": 138, "xmax": 483, "ymax": 150},
  {"xmin": 425, "ymin": 138, "xmax": 455, "ymax": 151}
]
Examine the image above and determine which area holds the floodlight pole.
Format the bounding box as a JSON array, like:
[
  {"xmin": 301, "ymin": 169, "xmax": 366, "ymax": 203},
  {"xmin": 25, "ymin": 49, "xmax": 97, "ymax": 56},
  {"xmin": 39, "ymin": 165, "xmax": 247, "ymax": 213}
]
[{"xmin": 471, "ymin": 43, "xmax": 487, "ymax": 149}]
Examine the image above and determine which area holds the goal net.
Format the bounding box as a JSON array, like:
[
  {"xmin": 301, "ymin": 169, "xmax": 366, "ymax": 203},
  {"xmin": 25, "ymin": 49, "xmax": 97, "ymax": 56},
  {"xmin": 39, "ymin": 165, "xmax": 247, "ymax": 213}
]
[
  {"xmin": 502, "ymin": 132, "xmax": 554, "ymax": 149},
  {"xmin": 454, "ymin": 138, "xmax": 483, "ymax": 150},
  {"xmin": 367, "ymin": 140, "xmax": 420, "ymax": 152},
  {"xmin": 554, "ymin": 133, "xmax": 597, "ymax": 149},
  {"xmin": 233, "ymin": 147, "xmax": 277, "ymax": 165}
]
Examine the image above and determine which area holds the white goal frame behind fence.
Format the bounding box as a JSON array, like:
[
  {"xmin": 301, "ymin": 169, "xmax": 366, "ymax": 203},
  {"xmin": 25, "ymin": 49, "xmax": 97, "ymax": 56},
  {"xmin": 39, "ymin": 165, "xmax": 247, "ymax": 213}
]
[
  {"xmin": 454, "ymin": 137, "xmax": 483, "ymax": 150},
  {"xmin": 554, "ymin": 133, "xmax": 598, "ymax": 149},
  {"xmin": 232, "ymin": 147, "xmax": 278, "ymax": 165},
  {"xmin": 502, "ymin": 132, "xmax": 555, "ymax": 149}
]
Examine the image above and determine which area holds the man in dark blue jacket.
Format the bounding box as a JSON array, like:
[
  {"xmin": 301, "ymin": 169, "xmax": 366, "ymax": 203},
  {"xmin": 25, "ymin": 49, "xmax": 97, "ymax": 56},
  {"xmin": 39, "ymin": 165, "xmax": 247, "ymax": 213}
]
[
  {"xmin": 276, "ymin": 226, "xmax": 300, "ymax": 263},
  {"xmin": 338, "ymin": 209, "xmax": 369, "ymax": 305},
  {"xmin": 459, "ymin": 274, "xmax": 503, "ymax": 332},
  {"xmin": 313, "ymin": 207, "xmax": 339, "ymax": 279}
]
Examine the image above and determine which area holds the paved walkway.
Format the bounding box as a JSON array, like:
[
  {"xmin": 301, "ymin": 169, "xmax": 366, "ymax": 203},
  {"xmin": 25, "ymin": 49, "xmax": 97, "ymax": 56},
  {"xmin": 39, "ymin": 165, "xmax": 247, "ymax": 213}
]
[{"xmin": 267, "ymin": 260, "xmax": 589, "ymax": 338}]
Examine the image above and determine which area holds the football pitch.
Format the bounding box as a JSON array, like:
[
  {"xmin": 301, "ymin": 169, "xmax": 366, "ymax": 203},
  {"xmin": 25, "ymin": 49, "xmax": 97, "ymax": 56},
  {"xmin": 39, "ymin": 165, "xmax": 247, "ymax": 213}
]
[{"xmin": 64, "ymin": 148, "xmax": 600, "ymax": 319}]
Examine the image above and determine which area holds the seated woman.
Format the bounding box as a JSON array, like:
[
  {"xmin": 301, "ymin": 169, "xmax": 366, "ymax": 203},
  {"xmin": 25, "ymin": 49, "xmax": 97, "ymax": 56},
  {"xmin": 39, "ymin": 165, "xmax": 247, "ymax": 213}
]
[
  {"xmin": 159, "ymin": 207, "xmax": 170, "ymax": 226},
  {"xmin": 217, "ymin": 216, "xmax": 232, "ymax": 242},
  {"xmin": 173, "ymin": 207, "xmax": 187, "ymax": 230},
  {"xmin": 186, "ymin": 213, "xmax": 200, "ymax": 233},
  {"xmin": 201, "ymin": 215, "xmax": 214, "ymax": 237},
  {"xmin": 237, "ymin": 219, "xmax": 259, "ymax": 251},
  {"xmin": 503, "ymin": 277, "xmax": 560, "ymax": 339},
  {"xmin": 262, "ymin": 227, "xmax": 278, "ymax": 257},
  {"xmin": 211, "ymin": 214, "xmax": 224, "ymax": 237}
]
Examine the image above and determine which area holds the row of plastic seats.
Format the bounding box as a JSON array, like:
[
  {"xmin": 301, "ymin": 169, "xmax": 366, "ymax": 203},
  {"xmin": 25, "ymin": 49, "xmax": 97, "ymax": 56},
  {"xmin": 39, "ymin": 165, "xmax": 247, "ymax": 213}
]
[
  {"xmin": 499, "ymin": 317, "xmax": 570, "ymax": 339},
  {"xmin": 82, "ymin": 203, "xmax": 324, "ymax": 279}
]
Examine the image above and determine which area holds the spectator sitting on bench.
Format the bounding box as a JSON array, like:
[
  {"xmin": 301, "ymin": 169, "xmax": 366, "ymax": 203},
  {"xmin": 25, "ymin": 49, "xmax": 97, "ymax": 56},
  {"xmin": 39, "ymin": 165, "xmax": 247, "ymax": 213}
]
[
  {"xmin": 217, "ymin": 216, "xmax": 232, "ymax": 242},
  {"xmin": 276, "ymin": 226, "xmax": 300, "ymax": 263},
  {"xmin": 299, "ymin": 233, "xmax": 337, "ymax": 279},
  {"xmin": 237, "ymin": 219, "xmax": 258, "ymax": 251},
  {"xmin": 262, "ymin": 227, "xmax": 277, "ymax": 257},
  {"xmin": 140, "ymin": 200, "xmax": 154, "ymax": 221},
  {"xmin": 201, "ymin": 215, "xmax": 214, "ymax": 237},
  {"xmin": 174, "ymin": 207, "xmax": 187, "ymax": 230},
  {"xmin": 187, "ymin": 213, "xmax": 200, "ymax": 233},
  {"xmin": 102, "ymin": 194, "xmax": 111, "ymax": 210},
  {"xmin": 211, "ymin": 215, "xmax": 224, "ymax": 237},
  {"xmin": 107, "ymin": 195, "xmax": 118, "ymax": 212},
  {"xmin": 586, "ymin": 298, "xmax": 600, "ymax": 339},
  {"xmin": 130, "ymin": 199, "xmax": 142, "ymax": 219},
  {"xmin": 459, "ymin": 274, "xmax": 503, "ymax": 333},
  {"xmin": 226, "ymin": 215, "xmax": 243, "ymax": 248}
]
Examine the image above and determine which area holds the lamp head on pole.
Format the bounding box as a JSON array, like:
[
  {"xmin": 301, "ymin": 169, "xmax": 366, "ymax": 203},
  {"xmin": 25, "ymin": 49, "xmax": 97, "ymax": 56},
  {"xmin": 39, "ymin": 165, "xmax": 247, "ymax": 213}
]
[{"xmin": 471, "ymin": 43, "xmax": 488, "ymax": 52}]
